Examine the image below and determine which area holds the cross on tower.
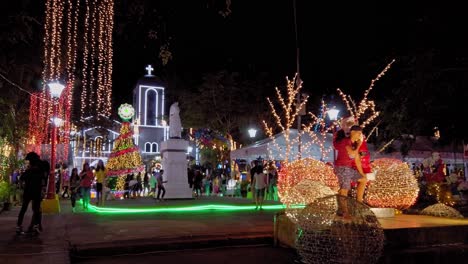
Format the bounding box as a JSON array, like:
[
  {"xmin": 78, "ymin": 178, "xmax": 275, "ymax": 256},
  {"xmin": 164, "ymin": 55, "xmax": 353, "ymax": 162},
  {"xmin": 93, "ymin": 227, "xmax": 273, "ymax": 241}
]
[{"xmin": 145, "ymin": 65, "xmax": 154, "ymax": 76}]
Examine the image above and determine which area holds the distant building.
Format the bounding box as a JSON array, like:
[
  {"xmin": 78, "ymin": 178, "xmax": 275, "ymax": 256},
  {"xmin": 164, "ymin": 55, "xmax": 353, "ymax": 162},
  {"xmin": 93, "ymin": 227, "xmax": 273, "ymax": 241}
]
[{"xmin": 132, "ymin": 65, "xmax": 169, "ymax": 163}]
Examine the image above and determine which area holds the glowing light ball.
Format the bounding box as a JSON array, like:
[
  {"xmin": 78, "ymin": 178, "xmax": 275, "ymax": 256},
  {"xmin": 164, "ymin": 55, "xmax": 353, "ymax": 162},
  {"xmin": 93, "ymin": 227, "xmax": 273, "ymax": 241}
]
[
  {"xmin": 365, "ymin": 158, "xmax": 419, "ymax": 210},
  {"xmin": 278, "ymin": 158, "xmax": 339, "ymax": 206},
  {"xmin": 426, "ymin": 183, "xmax": 456, "ymax": 207},
  {"xmin": 295, "ymin": 195, "xmax": 384, "ymax": 264},
  {"xmin": 285, "ymin": 180, "xmax": 335, "ymax": 223},
  {"xmin": 421, "ymin": 203, "xmax": 464, "ymax": 219}
]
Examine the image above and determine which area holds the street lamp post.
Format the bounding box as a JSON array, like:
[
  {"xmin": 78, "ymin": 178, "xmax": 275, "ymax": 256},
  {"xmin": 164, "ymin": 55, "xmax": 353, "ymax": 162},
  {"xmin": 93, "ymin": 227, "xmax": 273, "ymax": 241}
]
[
  {"xmin": 326, "ymin": 106, "xmax": 340, "ymax": 163},
  {"xmin": 46, "ymin": 82, "xmax": 65, "ymax": 200}
]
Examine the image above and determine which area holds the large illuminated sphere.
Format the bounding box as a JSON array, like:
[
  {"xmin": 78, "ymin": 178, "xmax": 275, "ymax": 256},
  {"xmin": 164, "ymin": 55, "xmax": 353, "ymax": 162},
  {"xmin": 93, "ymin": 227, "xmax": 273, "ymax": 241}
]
[
  {"xmin": 285, "ymin": 180, "xmax": 335, "ymax": 223},
  {"xmin": 296, "ymin": 195, "xmax": 384, "ymax": 264},
  {"xmin": 278, "ymin": 158, "xmax": 339, "ymax": 206},
  {"xmin": 365, "ymin": 158, "xmax": 419, "ymax": 210},
  {"xmin": 421, "ymin": 203, "xmax": 464, "ymax": 219},
  {"xmin": 118, "ymin": 103, "xmax": 135, "ymax": 121}
]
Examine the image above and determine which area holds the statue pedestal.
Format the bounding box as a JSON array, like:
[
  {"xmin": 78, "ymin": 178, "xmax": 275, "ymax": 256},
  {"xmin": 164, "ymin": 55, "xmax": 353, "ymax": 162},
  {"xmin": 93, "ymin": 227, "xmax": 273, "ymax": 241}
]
[{"xmin": 160, "ymin": 139, "xmax": 193, "ymax": 199}]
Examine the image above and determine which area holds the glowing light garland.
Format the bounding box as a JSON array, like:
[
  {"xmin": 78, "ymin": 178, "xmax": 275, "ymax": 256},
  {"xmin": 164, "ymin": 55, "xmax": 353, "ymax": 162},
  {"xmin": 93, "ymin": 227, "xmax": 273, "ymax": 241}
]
[
  {"xmin": 106, "ymin": 121, "xmax": 144, "ymax": 178},
  {"xmin": 262, "ymin": 74, "xmax": 309, "ymax": 162},
  {"xmin": 303, "ymin": 98, "xmax": 338, "ymax": 161},
  {"xmin": 278, "ymin": 158, "xmax": 339, "ymax": 207},
  {"xmin": 80, "ymin": 0, "xmax": 114, "ymax": 120},
  {"xmin": 295, "ymin": 195, "xmax": 384, "ymax": 264},
  {"xmin": 337, "ymin": 59, "xmax": 395, "ymax": 132},
  {"xmin": 420, "ymin": 203, "xmax": 464, "ymax": 219},
  {"xmin": 365, "ymin": 158, "xmax": 419, "ymax": 210},
  {"xmin": 77, "ymin": 201, "xmax": 300, "ymax": 214}
]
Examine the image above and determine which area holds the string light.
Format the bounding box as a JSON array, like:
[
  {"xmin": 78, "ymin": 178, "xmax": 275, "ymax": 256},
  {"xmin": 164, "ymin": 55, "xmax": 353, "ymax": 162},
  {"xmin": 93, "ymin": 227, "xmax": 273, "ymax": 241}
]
[
  {"xmin": 278, "ymin": 158, "xmax": 339, "ymax": 207},
  {"xmin": 420, "ymin": 203, "xmax": 463, "ymax": 219},
  {"xmin": 107, "ymin": 121, "xmax": 145, "ymax": 177},
  {"xmin": 295, "ymin": 195, "xmax": 384, "ymax": 264},
  {"xmin": 365, "ymin": 158, "xmax": 419, "ymax": 210},
  {"xmin": 80, "ymin": 0, "xmax": 114, "ymax": 120},
  {"xmin": 336, "ymin": 59, "xmax": 395, "ymax": 131},
  {"xmin": 262, "ymin": 74, "xmax": 308, "ymax": 162}
]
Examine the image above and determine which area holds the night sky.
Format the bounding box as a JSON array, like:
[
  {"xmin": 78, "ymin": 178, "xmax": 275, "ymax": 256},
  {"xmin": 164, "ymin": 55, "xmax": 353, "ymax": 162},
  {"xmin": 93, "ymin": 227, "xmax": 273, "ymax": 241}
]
[
  {"xmin": 3, "ymin": 0, "xmax": 468, "ymax": 139},
  {"xmin": 113, "ymin": 1, "xmax": 468, "ymax": 99}
]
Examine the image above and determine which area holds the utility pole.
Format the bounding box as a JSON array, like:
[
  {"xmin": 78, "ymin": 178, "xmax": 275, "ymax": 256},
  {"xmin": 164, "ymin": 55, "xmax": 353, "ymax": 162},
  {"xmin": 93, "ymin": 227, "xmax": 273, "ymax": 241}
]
[{"xmin": 293, "ymin": 0, "xmax": 302, "ymax": 159}]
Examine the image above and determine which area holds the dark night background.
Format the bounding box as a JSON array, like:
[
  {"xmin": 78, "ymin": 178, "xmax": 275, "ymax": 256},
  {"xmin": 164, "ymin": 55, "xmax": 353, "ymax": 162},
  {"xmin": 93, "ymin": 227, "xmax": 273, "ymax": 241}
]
[{"xmin": 2, "ymin": 0, "xmax": 468, "ymax": 146}]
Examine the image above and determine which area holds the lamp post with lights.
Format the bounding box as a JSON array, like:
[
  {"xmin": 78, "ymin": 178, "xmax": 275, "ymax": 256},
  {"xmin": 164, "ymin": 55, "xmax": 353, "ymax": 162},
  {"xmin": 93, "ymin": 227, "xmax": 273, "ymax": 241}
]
[{"xmin": 46, "ymin": 82, "xmax": 65, "ymax": 200}]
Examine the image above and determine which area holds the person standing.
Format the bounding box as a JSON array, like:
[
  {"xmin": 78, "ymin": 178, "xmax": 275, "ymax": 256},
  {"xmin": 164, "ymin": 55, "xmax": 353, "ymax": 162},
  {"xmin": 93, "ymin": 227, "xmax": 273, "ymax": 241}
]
[
  {"xmin": 95, "ymin": 160, "xmax": 107, "ymax": 205},
  {"xmin": 252, "ymin": 165, "xmax": 267, "ymax": 210},
  {"xmin": 61, "ymin": 165, "xmax": 70, "ymax": 198},
  {"xmin": 16, "ymin": 152, "xmax": 44, "ymax": 235},
  {"xmin": 143, "ymin": 172, "xmax": 150, "ymax": 196},
  {"xmin": 79, "ymin": 162, "xmax": 93, "ymax": 210},
  {"xmin": 69, "ymin": 168, "xmax": 80, "ymax": 212},
  {"xmin": 156, "ymin": 170, "xmax": 167, "ymax": 201}
]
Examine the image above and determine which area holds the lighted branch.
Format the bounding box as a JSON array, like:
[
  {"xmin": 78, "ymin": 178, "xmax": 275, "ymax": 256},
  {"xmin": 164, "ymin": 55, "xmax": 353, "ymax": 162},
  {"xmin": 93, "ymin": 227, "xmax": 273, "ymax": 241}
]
[
  {"xmin": 262, "ymin": 74, "xmax": 308, "ymax": 162},
  {"xmin": 337, "ymin": 59, "xmax": 395, "ymax": 132}
]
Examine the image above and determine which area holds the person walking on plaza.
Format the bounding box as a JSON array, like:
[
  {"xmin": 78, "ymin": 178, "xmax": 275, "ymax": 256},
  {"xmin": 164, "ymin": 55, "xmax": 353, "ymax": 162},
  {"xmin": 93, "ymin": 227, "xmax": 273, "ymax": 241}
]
[
  {"xmin": 61, "ymin": 164, "xmax": 70, "ymax": 198},
  {"xmin": 95, "ymin": 160, "xmax": 107, "ymax": 205},
  {"xmin": 156, "ymin": 170, "xmax": 167, "ymax": 201},
  {"xmin": 69, "ymin": 168, "xmax": 80, "ymax": 212},
  {"xmin": 252, "ymin": 165, "xmax": 267, "ymax": 210},
  {"xmin": 79, "ymin": 162, "xmax": 94, "ymax": 210},
  {"xmin": 16, "ymin": 152, "xmax": 45, "ymax": 235}
]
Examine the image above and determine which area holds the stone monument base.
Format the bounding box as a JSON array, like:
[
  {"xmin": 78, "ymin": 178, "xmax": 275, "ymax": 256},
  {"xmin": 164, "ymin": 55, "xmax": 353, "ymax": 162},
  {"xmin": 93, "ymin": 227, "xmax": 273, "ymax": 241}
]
[{"xmin": 160, "ymin": 139, "xmax": 193, "ymax": 199}]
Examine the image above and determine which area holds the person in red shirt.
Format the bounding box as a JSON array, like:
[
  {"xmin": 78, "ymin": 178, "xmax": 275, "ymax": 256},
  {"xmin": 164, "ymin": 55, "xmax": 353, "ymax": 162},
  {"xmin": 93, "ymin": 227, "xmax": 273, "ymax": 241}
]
[
  {"xmin": 333, "ymin": 121, "xmax": 368, "ymax": 203},
  {"xmin": 79, "ymin": 162, "xmax": 94, "ymax": 210}
]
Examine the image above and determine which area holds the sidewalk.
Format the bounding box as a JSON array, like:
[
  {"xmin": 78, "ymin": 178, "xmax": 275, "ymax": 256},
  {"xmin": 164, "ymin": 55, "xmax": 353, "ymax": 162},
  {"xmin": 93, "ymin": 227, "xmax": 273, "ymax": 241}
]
[{"xmin": 0, "ymin": 197, "xmax": 283, "ymax": 263}]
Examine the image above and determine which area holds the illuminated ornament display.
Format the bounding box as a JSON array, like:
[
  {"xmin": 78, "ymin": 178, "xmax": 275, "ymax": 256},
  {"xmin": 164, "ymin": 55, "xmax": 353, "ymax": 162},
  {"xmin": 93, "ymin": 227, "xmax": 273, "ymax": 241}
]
[
  {"xmin": 365, "ymin": 158, "xmax": 419, "ymax": 210},
  {"xmin": 106, "ymin": 120, "xmax": 145, "ymax": 181},
  {"xmin": 426, "ymin": 183, "xmax": 456, "ymax": 207},
  {"xmin": 285, "ymin": 180, "xmax": 335, "ymax": 223},
  {"xmin": 278, "ymin": 158, "xmax": 339, "ymax": 206},
  {"xmin": 118, "ymin": 103, "xmax": 135, "ymax": 121},
  {"xmin": 295, "ymin": 195, "xmax": 384, "ymax": 264},
  {"xmin": 420, "ymin": 203, "xmax": 464, "ymax": 219}
]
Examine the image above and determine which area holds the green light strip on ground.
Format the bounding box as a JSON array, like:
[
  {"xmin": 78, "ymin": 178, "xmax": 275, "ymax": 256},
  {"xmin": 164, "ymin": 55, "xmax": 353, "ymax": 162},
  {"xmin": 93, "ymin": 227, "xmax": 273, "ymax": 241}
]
[{"xmin": 79, "ymin": 201, "xmax": 304, "ymax": 214}]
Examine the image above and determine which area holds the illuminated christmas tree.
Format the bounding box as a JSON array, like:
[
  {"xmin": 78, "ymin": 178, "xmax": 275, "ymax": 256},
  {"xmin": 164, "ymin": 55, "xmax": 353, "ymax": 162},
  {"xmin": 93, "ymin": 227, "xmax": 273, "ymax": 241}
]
[{"xmin": 107, "ymin": 104, "xmax": 145, "ymax": 189}]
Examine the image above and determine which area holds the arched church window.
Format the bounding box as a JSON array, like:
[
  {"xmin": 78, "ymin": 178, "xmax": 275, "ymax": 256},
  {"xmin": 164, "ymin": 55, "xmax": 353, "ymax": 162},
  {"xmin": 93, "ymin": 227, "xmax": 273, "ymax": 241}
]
[
  {"xmin": 145, "ymin": 142, "xmax": 151, "ymax": 153},
  {"xmin": 151, "ymin": 143, "xmax": 158, "ymax": 153},
  {"xmin": 146, "ymin": 90, "xmax": 157, "ymax": 126}
]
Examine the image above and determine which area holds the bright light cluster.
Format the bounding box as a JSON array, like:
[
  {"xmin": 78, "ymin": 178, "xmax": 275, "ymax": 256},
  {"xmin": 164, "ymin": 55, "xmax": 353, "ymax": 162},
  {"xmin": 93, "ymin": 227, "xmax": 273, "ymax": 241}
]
[
  {"xmin": 80, "ymin": 0, "xmax": 114, "ymax": 121},
  {"xmin": 106, "ymin": 122, "xmax": 145, "ymax": 177},
  {"xmin": 262, "ymin": 74, "xmax": 309, "ymax": 162},
  {"xmin": 278, "ymin": 158, "xmax": 339, "ymax": 206},
  {"xmin": 426, "ymin": 183, "xmax": 456, "ymax": 207},
  {"xmin": 365, "ymin": 158, "xmax": 419, "ymax": 210},
  {"xmin": 336, "ymin": 60, "xmax": 395, "ymax": 131},
  {"xmin": 295, "ymin": 195, "xmax": 384, "ymax": 264},
  {"xmin": 420, "ymin": 203, "xmax": 464, "ymax": 219},
  {"xmin": 303, "ymin": 98, "xmax": 337, "ymax": 161}
]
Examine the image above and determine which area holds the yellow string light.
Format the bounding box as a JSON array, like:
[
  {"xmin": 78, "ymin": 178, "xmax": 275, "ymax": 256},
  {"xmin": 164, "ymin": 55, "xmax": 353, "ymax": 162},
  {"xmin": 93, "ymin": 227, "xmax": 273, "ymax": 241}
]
[
  {"xmin": 365, "ymin": 158, "xmax": 419, "ymax": 210},
  {"xmin": 80, "ymin": 0, "xmax": 114, "ymax": 120},
  {"xmin": 278, "ymin": 158, "xmax": 339, "ymax": 207},
  {"xmin": 336, "ymin": 59, "xmax": 394, "ymax": 131}
]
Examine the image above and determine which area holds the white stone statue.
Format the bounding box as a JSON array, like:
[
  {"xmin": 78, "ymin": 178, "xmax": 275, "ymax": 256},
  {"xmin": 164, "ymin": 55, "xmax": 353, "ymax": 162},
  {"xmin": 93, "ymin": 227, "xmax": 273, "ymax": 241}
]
[{"xmin": 169, "ymin": 102, "xmax": 182, "ymax": 138}]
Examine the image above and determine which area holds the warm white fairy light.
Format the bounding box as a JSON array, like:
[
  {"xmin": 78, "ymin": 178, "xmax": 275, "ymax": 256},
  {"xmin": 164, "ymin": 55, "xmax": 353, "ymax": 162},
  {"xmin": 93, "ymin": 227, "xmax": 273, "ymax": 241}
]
[
  {"xmin": 80, "ymin": 0, "xmax": 114, "ymax": 120},
  {"xmin": 303, "ymin": 99, "xmax": 337, "ymax": 161},
  {"xmin": 336, "ymin": 59, "xmax": 394, "ymax": 131},
  {"xmin": 262, "ymin": 74, "xmax": 308, "ymax": 162}
]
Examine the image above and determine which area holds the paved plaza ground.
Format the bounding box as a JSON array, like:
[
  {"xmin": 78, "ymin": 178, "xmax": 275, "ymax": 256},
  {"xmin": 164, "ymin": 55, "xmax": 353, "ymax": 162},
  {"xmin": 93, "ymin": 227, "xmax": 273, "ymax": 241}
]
[{"xmin": 0, "ymin": 196, "xmax": 467, "ymax": 264}]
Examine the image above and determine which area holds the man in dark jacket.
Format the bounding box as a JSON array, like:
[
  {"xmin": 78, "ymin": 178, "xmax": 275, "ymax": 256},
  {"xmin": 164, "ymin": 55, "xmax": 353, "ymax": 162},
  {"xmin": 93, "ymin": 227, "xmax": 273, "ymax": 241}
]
[{"xmin": 16, "ymin": 152, "xmax": 46, "ymax": 235}]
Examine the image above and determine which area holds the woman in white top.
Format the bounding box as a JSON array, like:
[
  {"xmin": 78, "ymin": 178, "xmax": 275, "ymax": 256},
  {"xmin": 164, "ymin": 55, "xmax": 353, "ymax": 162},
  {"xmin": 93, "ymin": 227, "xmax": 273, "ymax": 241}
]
[{"xmin": 252, "ymin": 165, "xmax": 267, "ymax": 210}]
